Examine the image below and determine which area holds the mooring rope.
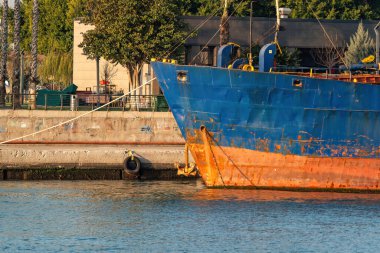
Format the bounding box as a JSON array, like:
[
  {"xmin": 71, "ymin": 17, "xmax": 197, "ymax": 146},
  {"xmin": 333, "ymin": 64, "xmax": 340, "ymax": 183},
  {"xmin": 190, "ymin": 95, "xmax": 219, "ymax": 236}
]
[
  {"xmin": 164, "ymin": 6, "xmax": 223, "ymax": 59},
  {"xmin": 0, "ymin": 77, "xmax": 157, "ymax": 145},
  {"xmin": 202, "ymin": 128, "xmax": 226, "ymax": 187},
  {"xmin": 204, "ymin": 128, "xmax": 255, "ymax": 186},
  {"xmin": 307, "ymin": 5, "xmax": 348, "ymax": 69},
  {"xmin": 1, "ymin": 3, "xmax": 230, "ymax": 145},
  {"xmin": 189, "ymin": 0, "xmax": 246, "ymax": 64}
]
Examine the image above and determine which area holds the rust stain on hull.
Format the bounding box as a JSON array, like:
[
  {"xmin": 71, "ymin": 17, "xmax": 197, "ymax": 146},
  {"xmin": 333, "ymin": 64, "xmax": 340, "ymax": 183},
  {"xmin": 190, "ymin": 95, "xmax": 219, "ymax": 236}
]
[{"xmin": 188, "ymin": 142, "xmax": 380, "ymax": 191}]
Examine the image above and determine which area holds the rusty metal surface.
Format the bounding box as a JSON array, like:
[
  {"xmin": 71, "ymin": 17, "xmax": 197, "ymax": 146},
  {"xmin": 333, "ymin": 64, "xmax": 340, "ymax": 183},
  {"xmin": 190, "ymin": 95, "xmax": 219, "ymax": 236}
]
[
  {"xmin": 151, "ymin": 62, "xmax": 380, "ymax": 190},
  {"xmin": 190, "ymin": 142, "xmax": 380, "ymax": 190},
  {"xmin": 189, "ymin": 130, "xmax": 380, "ymax": 190},
  {"xmin": 185, "ymin": 128, "xmax": 380, "ymax": 190}
]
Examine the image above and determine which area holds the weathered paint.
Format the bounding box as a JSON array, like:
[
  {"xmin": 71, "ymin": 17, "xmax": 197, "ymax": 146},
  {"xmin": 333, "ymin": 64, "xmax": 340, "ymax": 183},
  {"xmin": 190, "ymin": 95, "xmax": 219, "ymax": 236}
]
[
  {"xmin": 151, "ymin": 61, "xmax": 380, "ymax": 190},
  {"xmin": 189, "ymin": 129, "xmax": 380, "ymax": 189}
]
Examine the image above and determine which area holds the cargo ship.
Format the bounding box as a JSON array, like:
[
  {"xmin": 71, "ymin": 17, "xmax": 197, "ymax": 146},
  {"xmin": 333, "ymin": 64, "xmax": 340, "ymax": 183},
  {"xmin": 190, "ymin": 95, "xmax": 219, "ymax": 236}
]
[{"xmin": 151, "ymin": 3, "xmax": 380, "ymax": 191}]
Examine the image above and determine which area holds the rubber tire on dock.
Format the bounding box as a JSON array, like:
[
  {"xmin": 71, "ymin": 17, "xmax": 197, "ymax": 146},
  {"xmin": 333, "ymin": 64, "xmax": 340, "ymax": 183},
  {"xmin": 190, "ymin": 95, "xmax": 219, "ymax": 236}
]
[{"xmin": 123, "ymin": 156, "xmax": 141, "ymax": 175}]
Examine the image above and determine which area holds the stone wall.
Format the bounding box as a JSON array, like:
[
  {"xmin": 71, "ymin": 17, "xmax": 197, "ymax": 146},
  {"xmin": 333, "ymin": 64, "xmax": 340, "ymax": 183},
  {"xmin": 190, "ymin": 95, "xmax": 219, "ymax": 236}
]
[{"xmin": 0, "ymin": 110, "xmax": 184, "ymax": 144}]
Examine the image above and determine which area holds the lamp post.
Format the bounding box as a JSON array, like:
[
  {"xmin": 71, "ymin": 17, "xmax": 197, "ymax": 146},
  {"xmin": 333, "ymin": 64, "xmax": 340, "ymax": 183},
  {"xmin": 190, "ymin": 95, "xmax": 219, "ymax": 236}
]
[
  {"xmin": 20, "ymin": 49, "xmax": 24, "ymax": 104},
  {"xmin": 96, "ymin": 56, "xmax": 100, "ymax": 107}
]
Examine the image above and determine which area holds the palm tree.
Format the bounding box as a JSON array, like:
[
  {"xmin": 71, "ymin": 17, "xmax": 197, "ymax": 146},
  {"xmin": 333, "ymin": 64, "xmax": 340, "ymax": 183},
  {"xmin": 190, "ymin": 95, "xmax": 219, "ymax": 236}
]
[
  {"xmin": 0, "ymin": 0, "xmax": 8, "ymax": 107},
  {"xmin": 29, "ymin": 0, "xmax": 38, "ymax": 109},
  {"xmin": 12, "ymin": 0, "xmax": 21, "ymax": 108}
]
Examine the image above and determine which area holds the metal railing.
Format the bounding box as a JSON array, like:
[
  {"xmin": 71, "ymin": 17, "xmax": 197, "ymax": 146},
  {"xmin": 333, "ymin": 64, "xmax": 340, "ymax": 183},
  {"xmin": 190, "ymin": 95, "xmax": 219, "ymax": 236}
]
[{"xmin": 3, "ymin": 93, "xmax": 170, "ymax": 112}]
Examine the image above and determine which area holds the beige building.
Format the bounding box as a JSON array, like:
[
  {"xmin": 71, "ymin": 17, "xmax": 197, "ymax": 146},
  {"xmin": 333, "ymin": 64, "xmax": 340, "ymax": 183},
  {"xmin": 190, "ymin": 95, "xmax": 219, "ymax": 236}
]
[{"xmin": 73, "ymin": 20, "xmax": 160, "ymax": 95}]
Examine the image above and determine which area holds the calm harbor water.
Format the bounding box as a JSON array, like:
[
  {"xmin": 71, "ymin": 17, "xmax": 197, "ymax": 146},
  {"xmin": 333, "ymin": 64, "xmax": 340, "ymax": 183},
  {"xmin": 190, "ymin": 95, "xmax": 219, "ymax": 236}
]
[{"xmin": 1, "ymin": 180, "xmax": 380, "ymax": 252}]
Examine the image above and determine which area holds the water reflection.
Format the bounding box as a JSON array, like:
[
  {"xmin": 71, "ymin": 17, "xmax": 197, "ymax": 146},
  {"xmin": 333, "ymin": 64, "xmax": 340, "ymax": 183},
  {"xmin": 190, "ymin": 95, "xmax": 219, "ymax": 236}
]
[
  {"xmin": 2, "ymin": 180, "xmax": 380, "ymax": 203},
  {"xmin": 1, "ymin": 180, "xmax": 380, "ymax": 252}
]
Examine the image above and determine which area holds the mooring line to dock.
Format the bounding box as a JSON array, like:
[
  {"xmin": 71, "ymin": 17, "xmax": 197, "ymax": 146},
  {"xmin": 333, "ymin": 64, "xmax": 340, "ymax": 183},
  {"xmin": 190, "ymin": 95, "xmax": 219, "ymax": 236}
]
[
  {"xmin": 204, "ymin": 128, "xmax": 255, "ymax": 186},
  {"xmin": 164, "ymin": 6, "xmax": 223, "ymax": 59},
  {"xmin": 307, "ymin": 4, "xmax": 348, "ymax": 69},
  {"xmin": 0, "ymin": 9, "xmax": 231, "ymax": 145},
  {"xmin": 0, "ymin": 77, "xmax": 156, "ymax": 145}
]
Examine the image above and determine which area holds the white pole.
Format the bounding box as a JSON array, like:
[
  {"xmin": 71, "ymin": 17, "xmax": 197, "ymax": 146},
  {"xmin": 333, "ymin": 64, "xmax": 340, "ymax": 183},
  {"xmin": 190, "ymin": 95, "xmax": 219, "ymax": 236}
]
[{"xmin": 274, "ymin": 0, "xmax": 280, "ymax": 43}]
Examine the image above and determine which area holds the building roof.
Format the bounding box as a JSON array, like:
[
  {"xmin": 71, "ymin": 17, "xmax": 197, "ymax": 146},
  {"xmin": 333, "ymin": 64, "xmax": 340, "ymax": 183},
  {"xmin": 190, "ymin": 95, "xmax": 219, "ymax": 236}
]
[{"xmin": 183, "ymin": 16, "xmax": 380, "ymax": 48}]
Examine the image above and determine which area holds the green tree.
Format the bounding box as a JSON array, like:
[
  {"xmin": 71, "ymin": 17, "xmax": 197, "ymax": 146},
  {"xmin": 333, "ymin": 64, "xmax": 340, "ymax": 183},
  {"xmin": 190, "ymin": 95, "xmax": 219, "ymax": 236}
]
[
  {"xmin": 177, "ymin": 0, "xmax": 202, "ymax": 16},
  {"xmin": 38, "ymin": 51, "xmax": 73, "ymax": 86},
  {"xmin": 80, "ymin": 0, "xmax": 187, "ymax": 93},
  {"xmin": 0, "ymin": 0, "xmax": 9, "ymax": 107},
  {"xmin": 18, "ymin": 0, "xmax": 87, "ymax": 91},
  {"xmin": 281, "ymin": 0, "xmax": 374, "ymax": 20},
  {"xmin": 192, "ymin": 0, "xmax": 256, "ymax": 17},
  {"xmin": 37, "ymin": 0, "xmax": 71, "ymax": 53},
  {"xmin": 276, "ymin": 47, "xmax": 301, "ymax": 67},
  {"xmin": 344, "ymin": 21, "xmax": 375, "ymax": 66},
  {"xmin": 20, "ymin": 0, "xmax": 81, "ymax": 54},
  {"xmin": 66, "ymin": 0, "xmax": 88, "ymax": 31},
  {"xmin": 368, "ymin": 0, "xmax": 380, "ymax": 17},
  {"xmin": 183, "ymin": 0, "xmax": 379, "ymax": 20}
]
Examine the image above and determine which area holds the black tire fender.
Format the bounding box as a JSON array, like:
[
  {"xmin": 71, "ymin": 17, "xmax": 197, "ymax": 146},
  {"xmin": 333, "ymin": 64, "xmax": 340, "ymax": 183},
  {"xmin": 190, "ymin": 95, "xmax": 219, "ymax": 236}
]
[{"xmin": 123, "ymin": 156, "xmax": 141, "ymax": 175}]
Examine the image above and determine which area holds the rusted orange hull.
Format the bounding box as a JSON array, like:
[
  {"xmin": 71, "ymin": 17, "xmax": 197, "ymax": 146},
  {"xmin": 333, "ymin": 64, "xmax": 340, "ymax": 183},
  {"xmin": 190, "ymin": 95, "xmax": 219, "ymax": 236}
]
[
  {"xmin": 151, "ymin": 61, "xmax": 380, "ymax": 191},
  {"xmin": 190, "ymin": 143, "xmax": 380, "ymax": 190}
]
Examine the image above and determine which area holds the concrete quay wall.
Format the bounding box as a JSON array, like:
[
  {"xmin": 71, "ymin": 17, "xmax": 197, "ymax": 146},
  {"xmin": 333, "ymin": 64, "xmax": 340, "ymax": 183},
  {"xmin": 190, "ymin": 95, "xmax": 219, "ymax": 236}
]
[
  {"xmin": 0, "ymin": 110, "xmax": 184, "ymax": 143},
  {"xmin": 0, "ymin": 110, "xmax": 194, "ymax": 180},
  {"xmin": 0, "ymin": 144, "xmax": 193, "ymax": 180}
]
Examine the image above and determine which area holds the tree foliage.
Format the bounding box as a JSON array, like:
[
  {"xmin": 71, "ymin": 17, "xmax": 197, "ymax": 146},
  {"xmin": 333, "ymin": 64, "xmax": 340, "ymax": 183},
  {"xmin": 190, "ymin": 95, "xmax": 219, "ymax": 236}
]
[
  {"xmin": 344, "ymin": 21, "xmax": 375, "ymax": 66},
  {"xmin": 80, "ymin": 0, "xmax": 187, "ymax": 90},
  {"xmin": 39, "ymin": 51, "xmax": 73, "ymax": 86},
  {"xmin": 179, "ymin": 0, "xmax": 273, "ymax": 17},
  {"xmin": 276, "ymin": 47, "xmax": 301, "ymax": 67},
  {"xmin": 282, "ymin": 0, "xmax": 375, "ymax": 20},
  {"xmin": 179, "ymin": 0, "xmax": 379, "ymax": 20},
  {"xmin": 2, "ymin": 1, "xmax": 380, "ymax": 53},
  {"xmin": 17, "ymin": 0, "xmax": 87, "ymax": 91},
  {"xmin": 21, "ymin": 0, "xmax": 74, "ymax": 54}
]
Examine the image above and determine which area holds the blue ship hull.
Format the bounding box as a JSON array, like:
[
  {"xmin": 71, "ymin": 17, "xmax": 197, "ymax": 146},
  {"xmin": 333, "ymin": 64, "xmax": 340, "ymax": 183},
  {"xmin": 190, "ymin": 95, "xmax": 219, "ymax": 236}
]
[{"xmin": 152, "ymin": 61, "xmax": 380, "ymax": 190}]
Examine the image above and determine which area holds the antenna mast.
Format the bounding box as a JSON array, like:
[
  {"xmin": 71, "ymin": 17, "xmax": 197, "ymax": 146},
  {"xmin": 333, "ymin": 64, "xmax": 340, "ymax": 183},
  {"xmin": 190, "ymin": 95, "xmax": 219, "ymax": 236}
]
[
  {"xmin": 249, "ymin": 1, "xmax": 253, "ymax": 66},
  {"xmin": 220, "ymin": 0, "xmax": 230, "ymax": 45},
  {"xmin": 274, "ymin": 0, "xmax": 280, "ymax": 44}
]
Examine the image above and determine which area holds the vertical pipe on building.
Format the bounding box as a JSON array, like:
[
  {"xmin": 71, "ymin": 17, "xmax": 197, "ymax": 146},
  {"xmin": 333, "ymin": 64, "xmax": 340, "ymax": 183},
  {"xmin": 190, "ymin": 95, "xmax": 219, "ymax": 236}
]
[{"xmin": 375, "ymin": 22, "xmax": 380, "ymax": 74}]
